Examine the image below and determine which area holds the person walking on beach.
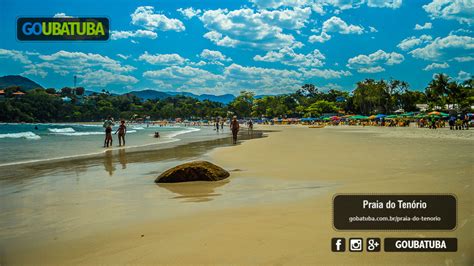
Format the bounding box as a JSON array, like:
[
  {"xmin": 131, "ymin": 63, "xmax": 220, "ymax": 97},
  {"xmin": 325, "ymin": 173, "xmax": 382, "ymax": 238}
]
[
  {"xmin": 230, "ymin": 116, "xmax": 239, "ymax": 144},
  {"xmin": 115, "ymin": 120, "xmax": 127, "ymax": 146},
  {"xmin": 216, "ymin": 118, "xmax": 220, "ymax": 132},
  {"xmin": 248, "ymin": 120, "xmax": 253, "ymax": 133},
  {"xmin": 103, "ymin": 116, "xmax": 114, "ymax": 147}
]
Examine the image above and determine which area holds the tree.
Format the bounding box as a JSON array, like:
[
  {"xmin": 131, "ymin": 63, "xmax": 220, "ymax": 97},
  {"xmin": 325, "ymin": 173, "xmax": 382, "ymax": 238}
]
[
  {"xmin": 228, "ymin": 91, "xmax": 254, "ymax": 118},
  {"xmin": 305, "ymin": 100, "xmax": 338, "ymax": 117}
]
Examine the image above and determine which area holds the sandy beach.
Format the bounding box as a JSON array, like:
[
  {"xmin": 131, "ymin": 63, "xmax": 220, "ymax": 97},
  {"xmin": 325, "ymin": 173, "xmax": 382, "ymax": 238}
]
[{"xmin": 1, "ymin": 125, "xmax": 473, "ymax": 265}]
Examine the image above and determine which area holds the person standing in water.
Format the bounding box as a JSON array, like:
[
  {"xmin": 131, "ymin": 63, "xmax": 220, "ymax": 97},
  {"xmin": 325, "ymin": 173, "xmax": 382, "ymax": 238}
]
[
  {"xmin": 114, "ymin": 120, "xmax": 127, "ymax": 146},
  {"xmin": 230, "ymin": 116, "xmax": 239, "ymax": 144},
  {"xmin": 103, "ymin": 116, "xmax": 114, "ymax": 147},
  {"xmin": 215, "ymin": 118, "xmax": 220, "ymax": 132}
]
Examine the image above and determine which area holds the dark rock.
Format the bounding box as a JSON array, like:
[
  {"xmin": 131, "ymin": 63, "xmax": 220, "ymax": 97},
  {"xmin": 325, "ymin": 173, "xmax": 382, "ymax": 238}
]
[{"xmin": 155, "ymin": 161, "xmax": 230, "ymax": 183}]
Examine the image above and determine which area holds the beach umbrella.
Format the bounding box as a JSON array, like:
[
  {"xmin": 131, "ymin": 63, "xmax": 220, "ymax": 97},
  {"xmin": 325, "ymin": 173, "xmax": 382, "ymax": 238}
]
[
  {"xmin": 428, "ymin": 111, "xmax": 448, "ymax": 117},
  {"xmin": 385, "ymin": 115, "xmax": 399, "ymax": 119},
  {"xmin": 375, "ymin": 114, "xmax": 387, "ymax": 119},
  {"xmin": 349, "ymin": 115, "xmax": 369, "ymax": 120},
  {"xmin": 368, "ymin": 115, "xmax": 376, "ymax": 120},
  {"xmin": 331, "ymin": 116, "xmax": 341, "ymax": 120},
  {"xmin": 400, "ymin": 112, "xmax": 416, "ymax": 117},
  {"xmin": 322, "ymin": 117, "xmax": 331, "ymax": 121}
]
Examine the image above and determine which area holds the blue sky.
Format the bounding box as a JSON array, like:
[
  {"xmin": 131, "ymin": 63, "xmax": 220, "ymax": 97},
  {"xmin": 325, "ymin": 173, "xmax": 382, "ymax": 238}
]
[{"xmin": 0, "ymin": 0, "xmax": 472, "ymax": 95}]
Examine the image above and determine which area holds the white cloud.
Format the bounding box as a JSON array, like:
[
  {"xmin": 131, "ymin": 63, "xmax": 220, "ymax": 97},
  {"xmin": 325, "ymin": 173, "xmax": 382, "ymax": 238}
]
[
  {"xmin": 38, "ymin": 51, "xmax": 135, "ymax": 73},
  {"xmin": 110, "ymin": 30, "xmax": 157, "ymax": 40},
  {"xmin": 53, "ymin": 13, "xmax": 72, "ymax": 18},
  {"xmin": 309, "ymin": 16, "xmax": 364, "ymax": 43},
  {"xmin": 143, "ymin": 66, "xmax": 224, "ymax": 94},
  {"xmin": 131, "ymin": 6, "xmax": 185, "ymax": 32},
  {"xmin": 78, "ymin": 70, "xmax": 138, "ymax": 87},
  {"xmin": 177, "ymin": 7, "xmax": 202, "ymax": 19},
  {"xmin": 0, "ymin": 48, "xmax": 32, "ymax": 64},
  {"xmin": 117, "ymin": 54, "xmax": 130, "ymax": 60},
  {"xmin": 300, "ymin": 68, "xmax": 352, "ymax": 79},
  {"xmin": 453, "ymin": 56, "xmax": 474, "ymax": 62},
  {"xmin": 0, "ymin": 49, "xmax": 139, "ymax": 88},
  {"xmin": 357, "ymin": 66, "xmax": 385, "ymax": 73},
  {"xmin": 199, "ymin": 49, "xmax": 232, "ymax": 63},
  {"xmin": 138, "ymin": 52, "xmax": 187, "ymax": 66},
  {"xmin": 320, "ymin": 83, "xmax": 343, "ymax": 91},
  {"xmin": 456, "ymin": 70, "xmax": 472, "ymax": 81},
  {"xmin": 423, "ymin": 62, "xmax": 449, "ymax": 71},
  {"xmin": 414, "ymin": 22, "xmax": 433, "ymax": 30},
  {"xmin": 449, "ymin": 28, "xmax": 472, "ymax": 35},
  {"xmin": 347, "ymin": 50, "xmax": 404, "ymax": 73},
  {"xmin": 223, "ymin": 63, "xmax": 302, "ymax": 94},
  {"xmin": 397, "ymin": 35, "xmax": 432, "ymax": 51},
  {"xmin": 367, "ymin": 0, "xmax": 402, "ymax": 9},
  {"xmin": 254, "ymin": 47, "xmax": 325, "ymax": 67},
  {"xmin": 369, "ymin": 26, "xmax": 378, "ymax": 32},
  {"xmin": 143, "ymin": 63, "xmax": 304, "ymax": 95},
  {"xmin": 423, "ymin": 0, "xmax": 474, "ymax": 25},
  {"xmin": 200, "ymin": 8, "xmax": 308, "ymax": 50},
  {"xmin": 259, "ymin": 7, "xmax": 312, "ymax": 29},
  {"xmin": 248, "ymin": 0, "xmax": 402, "ymax": 12},
  {"xmin": 409, "ymin": 34, "xmax": 474, "ymax": 61}
]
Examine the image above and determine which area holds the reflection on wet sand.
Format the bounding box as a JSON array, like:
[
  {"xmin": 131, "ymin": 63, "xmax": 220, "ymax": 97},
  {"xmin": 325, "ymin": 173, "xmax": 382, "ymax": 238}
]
[
  {"xmin": 158, "ymin": 180, "xmax": 229, "ymax": 202},
  {"xmin": 0, "ymin": 130, "xmax": 267, "ymax": 181},
  {"xmin": 118, "ymin": 149, "xmax": 127, "ymax": 169},
  {"xmin": 103, "ymin": 150, "xmax": 116, "ymax": 176}
]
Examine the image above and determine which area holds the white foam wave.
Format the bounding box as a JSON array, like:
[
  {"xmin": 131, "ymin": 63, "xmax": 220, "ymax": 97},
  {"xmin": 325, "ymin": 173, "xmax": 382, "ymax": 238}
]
[
  {"xmin": 52, "ymin": 131, "xmax": 103, "ymax": 136},
  {"xmin": 131, "ymin": 126, "xmax": 145, "ymax": 130},
  {"xmin": 52, "ymin": 130, "xmax": 137, "ymax": 136},
  {"xmin": 166, "ymin": 127, "xmax": 201, "ymax": 138},
  {"xmin": 0, "ymin": 131, "xmax": 41, "ymax": 140},
  {"xmin": 48, "ymin": 127, "xmax": 75, "ymax": 133}
]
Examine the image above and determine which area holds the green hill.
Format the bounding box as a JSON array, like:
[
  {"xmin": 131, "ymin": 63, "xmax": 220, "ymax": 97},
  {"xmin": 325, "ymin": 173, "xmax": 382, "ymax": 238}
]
[{"xmin": 0, "ymin": 75, "xmax": 44, "ymax": 90}]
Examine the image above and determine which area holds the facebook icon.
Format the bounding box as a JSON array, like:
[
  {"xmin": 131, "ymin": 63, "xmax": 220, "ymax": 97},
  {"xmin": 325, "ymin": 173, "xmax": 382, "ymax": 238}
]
[{"xmin": 332, "ymin": 238, "xmax": 346, "ymax": 252}]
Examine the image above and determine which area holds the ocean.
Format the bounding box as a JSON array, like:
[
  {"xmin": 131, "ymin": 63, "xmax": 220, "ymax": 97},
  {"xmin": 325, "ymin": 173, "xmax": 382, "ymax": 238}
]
[{"xmin": 0, "ymin": 123, "xmax": 203, "ymax": 166}]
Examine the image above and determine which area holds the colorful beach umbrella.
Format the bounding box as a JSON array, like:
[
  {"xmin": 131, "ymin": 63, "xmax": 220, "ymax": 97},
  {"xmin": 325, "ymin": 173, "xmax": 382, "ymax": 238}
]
[
  {"xmin": 349, "ymin": 115, "xmax": 369, "ymax": 120},
  {"xmin": 428, "ymin": 111, "xmax": 449, "ymax": 117}
]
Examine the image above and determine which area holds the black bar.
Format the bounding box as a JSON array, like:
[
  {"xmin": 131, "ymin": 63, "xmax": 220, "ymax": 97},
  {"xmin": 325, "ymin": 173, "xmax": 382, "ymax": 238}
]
[
  {"xmin": 333, "ymin": 194, "xmax": 456, "ymax": 230},
  {"xmin": 17, "ymin": 17, "xmax": 109, "ymax": 41},
  {"xmin": 384, "ymin": 238, "xmax": 457, "ymax": 252}
]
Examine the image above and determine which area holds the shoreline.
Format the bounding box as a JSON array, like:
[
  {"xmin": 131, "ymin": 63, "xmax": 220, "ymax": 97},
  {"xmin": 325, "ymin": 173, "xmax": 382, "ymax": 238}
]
[{"xmin": 1, "ymin": 125, "xmax": 472, "ymax": 265}]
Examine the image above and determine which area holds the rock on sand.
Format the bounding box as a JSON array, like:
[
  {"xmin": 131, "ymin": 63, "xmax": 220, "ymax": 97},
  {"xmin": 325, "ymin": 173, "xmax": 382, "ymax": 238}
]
[{"xmin": 155, "ymin": 161, "xmax": 230, "ymax": 183}]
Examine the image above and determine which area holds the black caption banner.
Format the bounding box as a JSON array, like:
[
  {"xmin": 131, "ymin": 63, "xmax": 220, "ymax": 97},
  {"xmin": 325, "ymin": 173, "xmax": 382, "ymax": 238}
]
[
  {"xmin": 384, "ymin": 238, "xmax": 457, "ymax": 252},
  {"xmin": 17, "ymin": 17, "xmax": 109, "ymax": 41},
  {"xmin": 333, "ymin": 194, "xmax": 456, "ymax": 230}
]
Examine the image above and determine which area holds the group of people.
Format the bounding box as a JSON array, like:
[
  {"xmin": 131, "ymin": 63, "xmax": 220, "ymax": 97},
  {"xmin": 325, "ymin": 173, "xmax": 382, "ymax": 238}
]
[
  {"xmin": 448, "ymin": 114, "xmax": 470, "ymax": 130},
  {"xmin": 103, "ymin": 116, "xmax": 127, "ymax": 148},
  {"xmin": 102, "ymin": 115, "xmax": 243, "ymax": 147}
]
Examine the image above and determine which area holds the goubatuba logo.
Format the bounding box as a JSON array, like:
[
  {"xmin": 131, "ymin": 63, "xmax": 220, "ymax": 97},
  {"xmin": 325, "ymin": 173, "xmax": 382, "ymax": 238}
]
[{"xmin": 17, "ymin": 17, "xmax": 109, "ymax": 41}]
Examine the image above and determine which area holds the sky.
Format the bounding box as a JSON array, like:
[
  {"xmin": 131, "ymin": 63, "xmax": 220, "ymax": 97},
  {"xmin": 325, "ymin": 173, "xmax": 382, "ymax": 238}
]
[{"xmin": 0, "ymin": 0, "xmax": 473, "ymax": 96}]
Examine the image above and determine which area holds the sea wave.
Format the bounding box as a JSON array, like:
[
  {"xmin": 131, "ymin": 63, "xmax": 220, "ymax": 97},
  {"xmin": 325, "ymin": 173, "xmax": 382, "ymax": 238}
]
[
  {"xmin": 51, "ymin": 129, "xmax": 137, "ymax": 136},
  {"xmin": 166, "ymin": 127, "xmax": 201, "ymax": 138},
  {"xmin": 51, "ymin": 131, "xmax": 103, "ymax": 136},
  {"xmin": 48, "ymin": 127, "xmax": 76, "ymax": 133},
  {"xmin": 0, "ymin": 131, "xmax": 41, "ymax": 140},
  {"xmin": 131, "ymin": 126, "xmax": 145, "ymax": 130}
]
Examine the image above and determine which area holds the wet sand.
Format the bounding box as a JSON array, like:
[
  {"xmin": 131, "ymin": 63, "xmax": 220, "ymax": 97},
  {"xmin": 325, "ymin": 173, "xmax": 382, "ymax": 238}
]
[{"xmin": 1, "ymin": 125, "xmax": 472, "ymax": 265}]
